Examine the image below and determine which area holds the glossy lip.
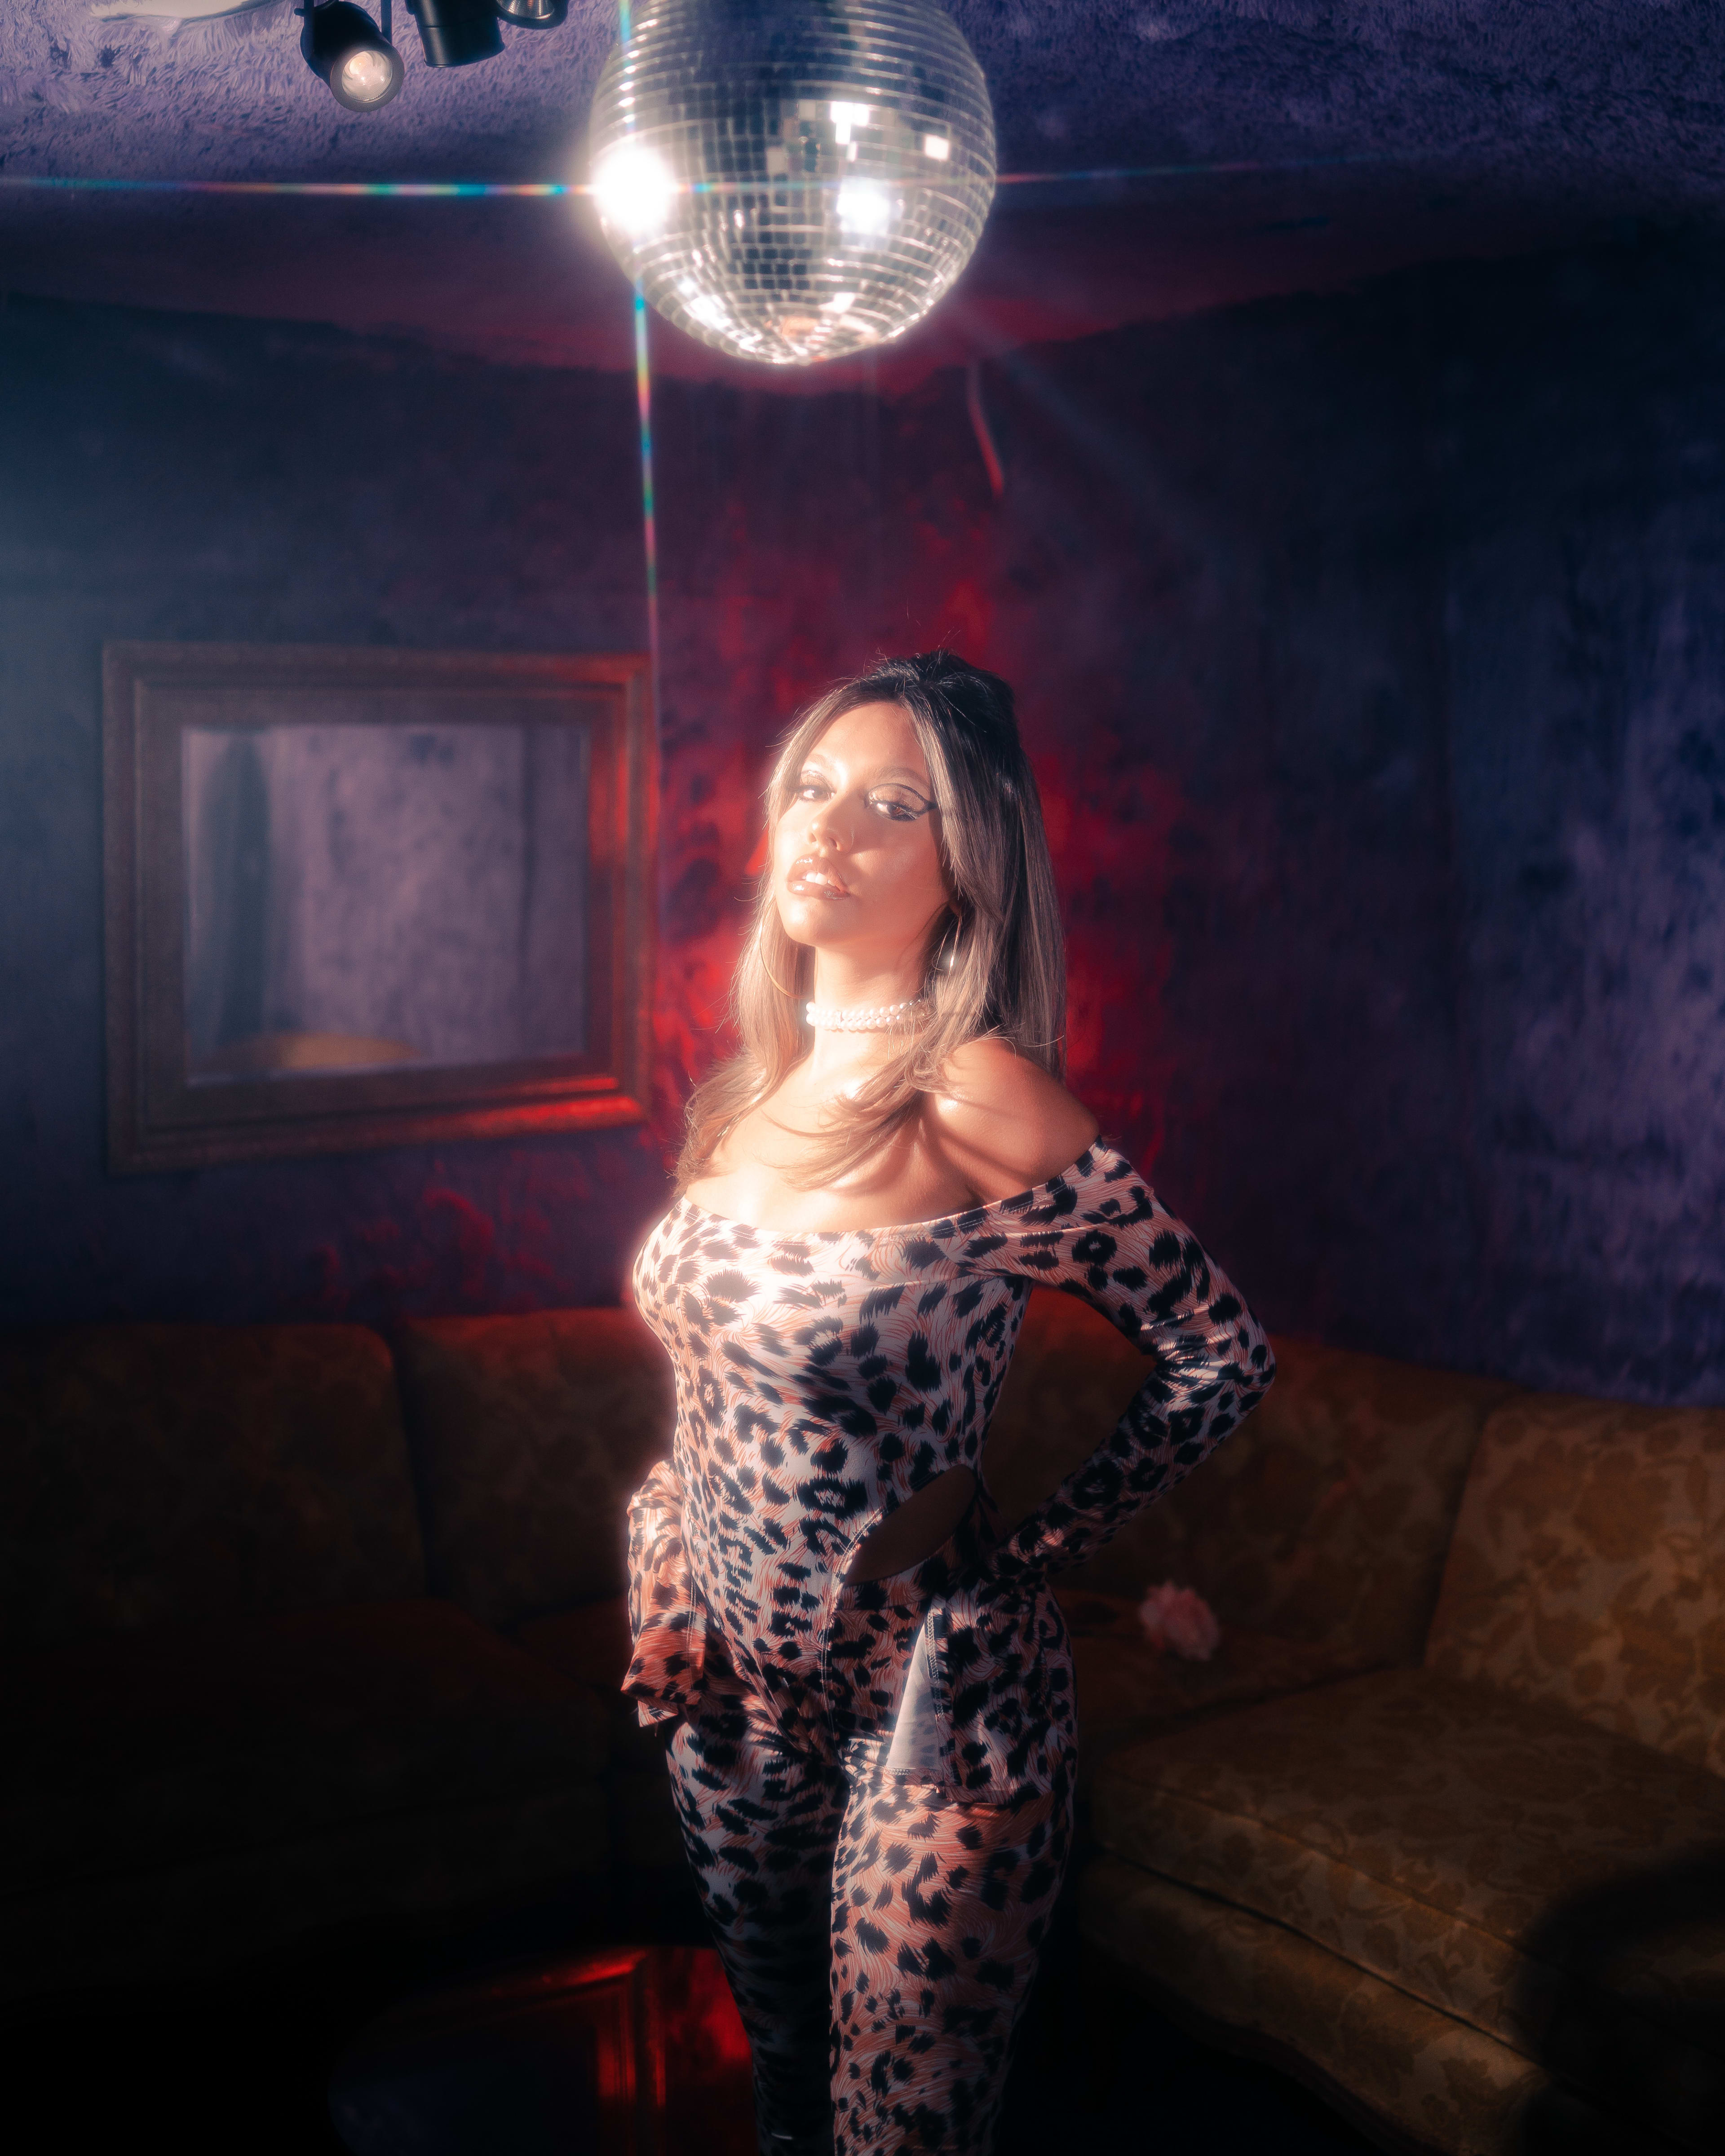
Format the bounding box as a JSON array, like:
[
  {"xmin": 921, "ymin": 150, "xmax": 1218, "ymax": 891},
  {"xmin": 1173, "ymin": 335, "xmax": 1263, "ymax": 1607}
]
[{"xmin": 785, "ymin": 855, "xmax": 850, "ymax": 898}]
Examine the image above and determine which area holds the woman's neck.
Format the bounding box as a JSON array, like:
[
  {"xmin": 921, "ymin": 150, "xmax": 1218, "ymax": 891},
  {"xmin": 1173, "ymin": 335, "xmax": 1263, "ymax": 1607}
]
[
  {"xmin": 807, "ymin": 954, "xmax": 924, "ymax": 1012},
  {"xmin": 801, "ymin": 958, "xmax": 926, "ymax": 1086}
]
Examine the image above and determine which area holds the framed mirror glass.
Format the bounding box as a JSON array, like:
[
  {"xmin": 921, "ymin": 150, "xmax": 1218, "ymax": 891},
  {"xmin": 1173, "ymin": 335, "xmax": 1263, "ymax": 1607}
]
[{"xmin": 105, "ymin": 644, "xmax": 654, "ymax": 1171}]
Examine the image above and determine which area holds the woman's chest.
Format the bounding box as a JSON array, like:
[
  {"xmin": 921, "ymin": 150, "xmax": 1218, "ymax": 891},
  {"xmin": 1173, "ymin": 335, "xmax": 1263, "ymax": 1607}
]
[
  {"xmin": 681, "ymin": 1091, "xmax": 986, "ymax": 1236},
  {"xmin": 632, "ymin": 1207, "xmax": 1030, "ymax": 1474}
]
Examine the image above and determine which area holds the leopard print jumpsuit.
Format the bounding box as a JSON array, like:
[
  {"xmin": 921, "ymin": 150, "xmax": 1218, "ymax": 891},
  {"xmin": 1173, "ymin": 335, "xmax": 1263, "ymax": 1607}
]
[{"xmin": 624, "ymin": 1144, "xmax": 1274, "ymax": 2155}]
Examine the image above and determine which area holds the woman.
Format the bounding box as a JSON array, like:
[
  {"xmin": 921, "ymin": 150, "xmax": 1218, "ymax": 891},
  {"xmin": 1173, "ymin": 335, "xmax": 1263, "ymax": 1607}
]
[{"xmin": 624, "ymin": 652, "xmax": 1274, "ymax": 2156}]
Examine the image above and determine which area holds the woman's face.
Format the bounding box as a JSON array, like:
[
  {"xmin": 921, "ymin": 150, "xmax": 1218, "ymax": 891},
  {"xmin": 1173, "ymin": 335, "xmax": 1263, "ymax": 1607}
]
[{"xmin": 773, "ymin": 701, "xmax": 951, "ymax": 971}]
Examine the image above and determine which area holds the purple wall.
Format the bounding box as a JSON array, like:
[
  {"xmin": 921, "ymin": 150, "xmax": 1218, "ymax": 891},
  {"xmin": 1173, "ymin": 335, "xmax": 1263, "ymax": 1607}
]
[
  {"xmin": 1434, "ymin": 236, "xmax": 1725, "ymax": 1402},
  {"xmin": 2, "ymin": 233, "xmax": 1721, "ymax": 1402},
  {"xmin": 0, "ymin": 300, "xmax": 668, "ymax": 1325}
]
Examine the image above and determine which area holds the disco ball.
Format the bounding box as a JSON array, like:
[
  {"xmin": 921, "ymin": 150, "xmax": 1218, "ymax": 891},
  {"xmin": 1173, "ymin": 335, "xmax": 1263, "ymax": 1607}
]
[{"xmin": 587, "ymin": 0, "xmax": 996, "ymax": 366}]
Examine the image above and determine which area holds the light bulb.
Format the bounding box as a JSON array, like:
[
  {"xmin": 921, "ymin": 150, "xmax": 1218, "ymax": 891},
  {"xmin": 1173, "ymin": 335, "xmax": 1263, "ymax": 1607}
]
[
  {"xmin": 837, "ymin": 181, "xmax": 893, "ymax": 239},
  {"xmin": 593, "ymin": 143, "xmax": 678, "ymax": 241},
  {"xmin": 302, "ymin": 2, "xmax": 403, "ymax": 112},
  {"xmin": 339, "ymin": 47, "xmax": 398, "ymax": 105}
]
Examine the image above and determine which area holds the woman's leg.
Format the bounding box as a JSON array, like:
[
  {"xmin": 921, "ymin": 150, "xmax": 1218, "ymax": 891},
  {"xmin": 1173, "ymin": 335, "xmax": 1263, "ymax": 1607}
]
[
  {"xmin": 672, "ymin": 1526, "xmax": 1071, "ymax": 2156},
  {"xmin": 828, "ymin": 1758, "xmax": 1075, "ymax": 2156},
  {"xmin": 668, "ymin": 1684, "xmax": 847, "ymax": 2154},
  {"xmin": 822, "ymin": 1537, "xmax": 1075, "ymax": 2155}
]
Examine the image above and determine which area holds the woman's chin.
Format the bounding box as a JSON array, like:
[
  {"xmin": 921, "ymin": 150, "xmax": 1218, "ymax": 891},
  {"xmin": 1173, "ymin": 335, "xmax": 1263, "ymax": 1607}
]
[{"xmin": 776, "ymin": 897, "xmax": 842, "ymax": 946}]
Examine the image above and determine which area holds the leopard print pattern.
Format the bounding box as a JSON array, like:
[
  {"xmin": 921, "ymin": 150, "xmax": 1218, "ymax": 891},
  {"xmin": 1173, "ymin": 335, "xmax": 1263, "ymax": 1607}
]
[
  {"xmin": 626, "ymin": 1143, "xmax": 1274, "ymax": 1804},
  {"xmin": 669, "ymin": 1542, "xmax": 1074, "ymax": 2156}
]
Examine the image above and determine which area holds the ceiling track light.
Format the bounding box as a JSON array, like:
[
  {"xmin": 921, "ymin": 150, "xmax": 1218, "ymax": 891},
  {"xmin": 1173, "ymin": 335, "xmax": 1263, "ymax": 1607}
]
[
  {"xmin": 301, "ymin": 0, "xmax": 405, "ymax": 112},
  {"xmin": 299, "ymin": 0, "xmax": 566, "ymax": 107},
  {"xmin": 406, "ymin": 0, "xmax": 504, "ymax": 67}
]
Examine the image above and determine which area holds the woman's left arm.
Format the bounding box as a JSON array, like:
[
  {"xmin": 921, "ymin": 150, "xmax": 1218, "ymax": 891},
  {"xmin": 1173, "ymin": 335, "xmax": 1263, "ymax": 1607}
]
[{"xmin": 978, "ymin": 1144, "xmax": 1275, "ymax": 1589}]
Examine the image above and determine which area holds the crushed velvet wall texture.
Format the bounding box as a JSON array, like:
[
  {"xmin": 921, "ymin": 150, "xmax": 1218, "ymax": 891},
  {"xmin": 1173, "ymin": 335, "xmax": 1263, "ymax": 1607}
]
[{"xmin": 0, "ymin": 224, "xmax": 1720, "ymax": 1402}]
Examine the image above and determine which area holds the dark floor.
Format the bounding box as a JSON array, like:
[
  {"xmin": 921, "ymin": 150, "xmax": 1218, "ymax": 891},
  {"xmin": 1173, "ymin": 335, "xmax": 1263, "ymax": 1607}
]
[{"xmin": 2, "ymin": 1873, "xmax": 1373, "ymax": 2156}]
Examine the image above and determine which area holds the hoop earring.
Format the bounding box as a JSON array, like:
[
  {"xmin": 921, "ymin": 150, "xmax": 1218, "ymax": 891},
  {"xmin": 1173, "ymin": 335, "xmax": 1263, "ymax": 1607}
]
[
  {"xmin": 932, "ymin": 914, "xmax": 964, "ymax": 976},
  {"xmin": 762, "ymin": 951, "xmax": 806, "ymax": 1001}
]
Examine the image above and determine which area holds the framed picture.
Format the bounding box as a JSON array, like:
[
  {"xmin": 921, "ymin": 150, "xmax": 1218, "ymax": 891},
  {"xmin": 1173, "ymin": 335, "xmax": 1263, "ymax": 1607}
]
[{"xmin": 104, "ymin": 643, "xmax": 654, "ymax": 1173}]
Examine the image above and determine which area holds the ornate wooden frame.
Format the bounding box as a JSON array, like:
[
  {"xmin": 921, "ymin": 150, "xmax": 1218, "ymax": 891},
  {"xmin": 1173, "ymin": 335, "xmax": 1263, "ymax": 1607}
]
[{"xmin": 104, "ymin": 642, "xmax": 655, "ymax": 1173}]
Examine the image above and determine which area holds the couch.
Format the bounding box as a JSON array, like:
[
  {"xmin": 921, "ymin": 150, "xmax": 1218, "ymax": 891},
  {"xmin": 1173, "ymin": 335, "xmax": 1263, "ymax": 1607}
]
[
  {"xmin": 0, "ymin": 1312, "xmax": 672, "ymax": 2009},
  {"xmin": 4, "ymin": 1298, "xmax": 1719, "ymax": 2156},
  {"xmin": 1000, "ymin": 1301, "xmax": 1725, "ymax": 2155}
]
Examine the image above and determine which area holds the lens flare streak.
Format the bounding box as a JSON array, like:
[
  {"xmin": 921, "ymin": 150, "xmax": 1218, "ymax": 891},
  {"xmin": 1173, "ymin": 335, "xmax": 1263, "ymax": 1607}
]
[{"xmin": 0, "ymin": 149, "xmax": 1453, "ymax": 204}]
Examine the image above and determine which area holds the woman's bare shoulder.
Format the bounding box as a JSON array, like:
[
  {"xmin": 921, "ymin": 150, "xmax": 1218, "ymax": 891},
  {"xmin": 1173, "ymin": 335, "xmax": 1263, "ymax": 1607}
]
[{"xmin": 924, "ymin": 1036, "xmax": 1100, "ymax": 1201}]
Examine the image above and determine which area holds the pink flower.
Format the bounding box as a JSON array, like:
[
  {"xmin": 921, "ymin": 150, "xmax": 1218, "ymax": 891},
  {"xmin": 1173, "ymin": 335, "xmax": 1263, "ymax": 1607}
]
[{"xmin": 1137, "ymin": 1582, "xmax": 1221, "ymax": 1662}]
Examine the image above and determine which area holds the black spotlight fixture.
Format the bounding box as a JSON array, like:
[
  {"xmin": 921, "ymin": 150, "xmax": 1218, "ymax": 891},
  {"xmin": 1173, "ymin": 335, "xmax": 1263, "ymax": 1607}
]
[
  {"xmin": 301, "ymin": 0, "xmax": 404, "ymax": 111},
  {"xmin": 406, "ymin": 0, "xmax": 504, "ymax": 66},
  {"xmin": 494, "ymin": 0, "xmax": 568, "ymax": 23}
]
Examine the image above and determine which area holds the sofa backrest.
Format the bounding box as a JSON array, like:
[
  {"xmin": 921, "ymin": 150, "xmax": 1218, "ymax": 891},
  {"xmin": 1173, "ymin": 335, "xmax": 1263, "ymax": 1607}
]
[
  {"xmin": 391, "ymin": 1306, "xmax": 673, "ymax": 1631},
  {"xmin": 985, "ymin": 1295, "xmax": 1515, "ymax": 1666},
  {"xmin": 1425, "ymin": 1391, "xmax": 1725, "ymax": 1774},
  {"xmin": 0, "ymin": 1323, "xmax": 425, "ymax": 1652}
]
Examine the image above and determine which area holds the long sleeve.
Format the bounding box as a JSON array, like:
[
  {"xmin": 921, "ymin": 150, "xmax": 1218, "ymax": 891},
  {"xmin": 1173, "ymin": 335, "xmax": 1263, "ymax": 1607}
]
[
  {"xmin": 978, "ymin": 1145, "xmax": 1275, "ymax": 1590},
  {"xmin": 622, "ymin": 1455, "xmax": 710, "ymax": 1725}
]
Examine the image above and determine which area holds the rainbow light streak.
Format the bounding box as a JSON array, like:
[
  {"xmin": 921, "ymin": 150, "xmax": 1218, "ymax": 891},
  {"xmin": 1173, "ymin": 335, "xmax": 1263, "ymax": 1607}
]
[
  {"xmin": 0, "ymin": 177, "xmax": 580, "ymax": 198},
  {"xmin": 0, "ymin": 150, "xmax": 1445, "ymax": 202},
  {"xmin": 633, "ymin": 282, "xmax": 660, "ymax": 743},
  {"xmin": 618, "ymin": 0, "xmax": 659, "ymax": 747}
]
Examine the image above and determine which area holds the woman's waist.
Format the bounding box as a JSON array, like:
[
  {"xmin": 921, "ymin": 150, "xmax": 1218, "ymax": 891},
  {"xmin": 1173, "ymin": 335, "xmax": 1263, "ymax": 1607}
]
[
  {"xmin": 690, "ymin": 1516, "xmax": 1074, "ymax": 1788},
  {"xmin": 677, "ymin": 1433, "xmax": 998, "ymax": 1560},
  {"xmin": 686, "ymin": 1482, "xmax": 997, "ymax": 1599},
  {"xmin": 685, "ymin": 1484, "xmax": 999, "ymax": 1672}
]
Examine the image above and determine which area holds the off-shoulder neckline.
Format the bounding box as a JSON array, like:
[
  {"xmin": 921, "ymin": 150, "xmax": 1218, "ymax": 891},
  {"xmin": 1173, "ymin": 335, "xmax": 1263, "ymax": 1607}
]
[{"xmin": 673, "ymin": 1141, "xmax": 1131, "ymax": 1242}]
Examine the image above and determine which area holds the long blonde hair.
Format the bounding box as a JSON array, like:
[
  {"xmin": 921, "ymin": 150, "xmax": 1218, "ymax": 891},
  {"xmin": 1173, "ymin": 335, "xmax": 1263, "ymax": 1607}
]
[{"xmin": 677, "ymin": 651, "xmax": 1067, "ymax": 1189}]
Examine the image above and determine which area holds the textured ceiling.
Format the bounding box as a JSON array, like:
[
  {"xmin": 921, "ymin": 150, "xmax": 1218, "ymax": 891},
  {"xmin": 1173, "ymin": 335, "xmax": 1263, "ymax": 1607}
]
[{"xmin": 3, "ymin": 0, "xmax": 1725, "ymax": 385}]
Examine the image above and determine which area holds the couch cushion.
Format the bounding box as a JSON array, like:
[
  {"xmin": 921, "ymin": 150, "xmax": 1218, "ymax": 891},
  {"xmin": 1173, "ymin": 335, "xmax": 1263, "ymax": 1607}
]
[
  {"xmin": 0, "ymin": 1598, "xmax": 606, "ymax": 1898},
  {"xmin": 0, "ymin": 1324, "xmax": 425, "ymax": 1651},
  {"xmin": 1093, "ymin": 1669, "xmax": 1725, "ymax": 2074},
  {"xmin": 393, "ymin": 1308, "xmax": 673, "ymax": 1630},
  {"xmin": 1080, "ymin": 1855, "xmax": 1546, "ymax": 2156},
  {"xmin": 517, "ymin": 1596, "xmax": 685, "ymax": 1871},
  {"xmin": 518, "ymin": 1594, "xmax": 668, "ymax": 1775},
  {"xmin": 1057, "ymin": 1589, "xmax": 1384, "ymax": 1764},
  {"xmin": 1426, "ymin": 1392, "xmax": 1725, "ymax": 1774},
  {"xmin": 987, "ymin": 1301, "xmax": 1512, "ymax": 1665}
]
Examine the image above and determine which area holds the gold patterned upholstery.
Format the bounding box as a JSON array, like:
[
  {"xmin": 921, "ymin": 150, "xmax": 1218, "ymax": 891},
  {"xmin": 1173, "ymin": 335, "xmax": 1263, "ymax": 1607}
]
[
  {"xmin": 16, "ymin": 1284, "xmax": 1720, "ymax": 2153},
  {"xmin": 989, "ymin": 1301, "xmax": 1513, "ymax": 1666},
  {"xmin": 1055, "ymin": 1588, "xmax": 1381, "ymax": 1768},
  {"xmin": 1426, "ymin": 1392, "xmax": 1725, "ymax": 1774},
  {"xmin": 0, "ymin": 1316, "xmax": 629, "ymax": 2006},
  {"xmin": 1095, "ymin": 1671, "xmax": 1725, "ymax": 2060},
  {"xmin": 394, "ymin": 1308, "xmax": 674, "ymax": 1631},
  {"xmin": 1085, "ymin": 1374, "xmax": 1725, "ymax": 2153},
  {"xmin": 1080, "ymin": 1856, "xmax": 1547, "ymax": 2156},
  {"xmin": 0, "ymin": 1324, "xmax": 424, "ymax": 1651},
  {"xmin": 2, "ymin": 1597, "xmax": 609, "ymax": 2000},
  {"xmin": 518, "ymin": 1595, "xmax": 683, "ymax": 1871}
]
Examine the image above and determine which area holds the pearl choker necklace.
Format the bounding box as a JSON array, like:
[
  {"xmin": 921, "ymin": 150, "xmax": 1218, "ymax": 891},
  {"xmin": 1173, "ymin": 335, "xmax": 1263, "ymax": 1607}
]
[{"xmin": 804, "ymin": 995, "xmax": 927, "ymax": 1034}]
